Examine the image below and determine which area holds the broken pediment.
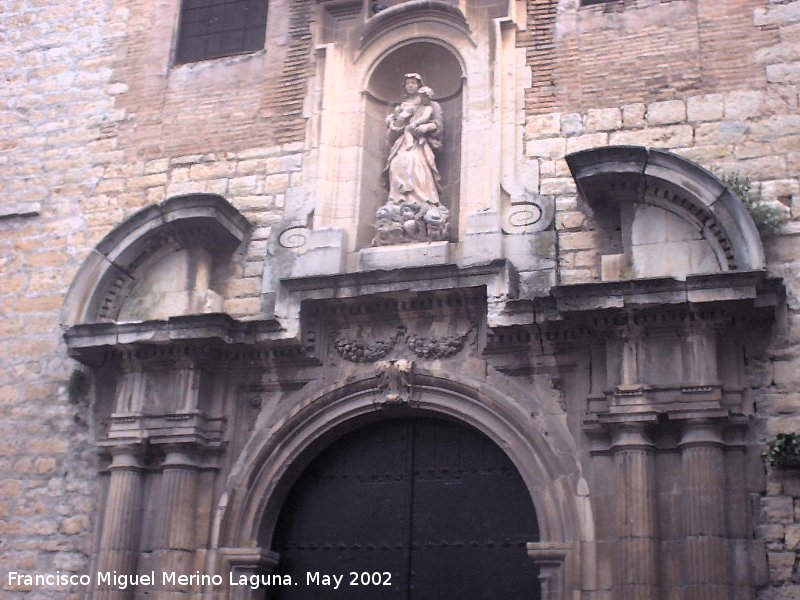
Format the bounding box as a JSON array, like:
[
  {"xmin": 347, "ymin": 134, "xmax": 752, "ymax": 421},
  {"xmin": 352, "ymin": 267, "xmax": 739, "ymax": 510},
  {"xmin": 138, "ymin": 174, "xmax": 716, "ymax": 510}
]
[
  {"xmin": 565, "ymin": 146, "xmax": 765, "ymax": 281},
  {"xmin": 61, "ymin": 194, "xmax": 251, "ymax": 326}
]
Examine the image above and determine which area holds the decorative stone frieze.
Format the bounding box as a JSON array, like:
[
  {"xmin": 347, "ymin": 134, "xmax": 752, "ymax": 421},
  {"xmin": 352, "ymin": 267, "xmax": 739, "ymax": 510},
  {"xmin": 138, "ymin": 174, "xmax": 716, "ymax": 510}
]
[
  {"xmin": 334, "ymin": 328, "xmax": 469, "ymax": 362},
  {"xmin": 334, "ymin": 334, "xmax": 400, "ymax": 363}
]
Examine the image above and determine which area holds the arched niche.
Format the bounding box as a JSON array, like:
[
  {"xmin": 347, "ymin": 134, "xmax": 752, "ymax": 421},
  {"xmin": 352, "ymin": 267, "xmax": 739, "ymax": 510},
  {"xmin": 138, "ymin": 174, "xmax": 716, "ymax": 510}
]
[
  {"xmin": 61, "ymin": 194, "xmax": 251, "ymax": 326},
  {"xmin": 358, "ymin": 41, "xmax": 464, "ymax": 248},
  {"xmin": 565, "ymin": 146, "xmax": 766, "ymax": 280}
]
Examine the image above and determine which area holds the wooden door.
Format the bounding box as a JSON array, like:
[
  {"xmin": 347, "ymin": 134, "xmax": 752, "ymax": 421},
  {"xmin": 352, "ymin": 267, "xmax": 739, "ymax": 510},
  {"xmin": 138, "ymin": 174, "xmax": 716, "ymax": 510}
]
[{"xmin": 271, "ymin": 417, "xmax": 540, "ymax": 599}]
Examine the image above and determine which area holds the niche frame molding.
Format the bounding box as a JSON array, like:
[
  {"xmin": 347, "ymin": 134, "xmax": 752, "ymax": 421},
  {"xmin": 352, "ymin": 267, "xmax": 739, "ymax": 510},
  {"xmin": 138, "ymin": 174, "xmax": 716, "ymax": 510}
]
[{"xmin": 298, "ymin": 0, "xmax": 545, "ymax": 260}]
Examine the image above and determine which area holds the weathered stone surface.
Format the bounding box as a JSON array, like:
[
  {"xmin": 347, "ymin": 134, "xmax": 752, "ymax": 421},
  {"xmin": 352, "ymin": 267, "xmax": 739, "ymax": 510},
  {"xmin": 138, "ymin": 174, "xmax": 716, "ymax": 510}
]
[
  {"xmin": 646, "ymin": 100, "xmax": 686, "ymax": 125},
  {"xmin": 561, "ymin": 113, "xmax": 584, "ymax": 136},
  {"xmin": 687, "ymin": 94, "xmax": 725, "ymax": 122},
  {"xmin": 608, "ymin": 125, "xmax": 694, "ymax": 148},
  {"xmin": 526, "ymin": 137, "xmax": 566, "ymax": 159},
  {"xmin": 585, "ymin": 108, "xmax": 621, "ymax": 132},
  {"xmin": 768, "ymin": 552, "xmax": 797, "ymax": 583},
  {"xmin": 725, "ymin": 91, "xmax": 765, "ymax": 119},
  {"xmin": 622, "ymin": 103, "xmax": 647, "ymax": 127},
  {"xmin": 525, "ymin": 113, "xmax": 561, "ymax": 137},
  {"xmin": 762, "ymin": 496, "xmax": 796, "ymax": 525}
]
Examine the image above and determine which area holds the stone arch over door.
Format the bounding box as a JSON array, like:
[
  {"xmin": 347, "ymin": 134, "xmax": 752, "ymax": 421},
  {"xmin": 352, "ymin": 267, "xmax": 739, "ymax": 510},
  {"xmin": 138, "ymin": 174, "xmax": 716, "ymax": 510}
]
[{"xmin": 214, "ymin": 374, "xmax": 589, "ymax": 600}]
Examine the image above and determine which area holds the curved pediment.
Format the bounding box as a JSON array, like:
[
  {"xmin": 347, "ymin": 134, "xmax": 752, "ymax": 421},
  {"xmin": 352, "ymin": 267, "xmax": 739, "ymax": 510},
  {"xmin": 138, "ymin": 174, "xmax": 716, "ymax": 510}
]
[
  {"xmin": 565, "ymin": 146, "xmax": 765, "ymax": 277},
  {"xmin": 61, "ymin": 194, "xmax": 251, "ymax": 327},
  {"xmin": 361, "ymin": 1, "xmax": 470, "ymax": 51}
]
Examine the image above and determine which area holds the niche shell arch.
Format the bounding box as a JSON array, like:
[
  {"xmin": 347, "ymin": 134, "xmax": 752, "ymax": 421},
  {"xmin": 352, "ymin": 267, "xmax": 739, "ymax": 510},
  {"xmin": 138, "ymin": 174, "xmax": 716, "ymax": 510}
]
[{"xmin": 214, "ymin": 373, "xmax": 586, "ymax": 598}]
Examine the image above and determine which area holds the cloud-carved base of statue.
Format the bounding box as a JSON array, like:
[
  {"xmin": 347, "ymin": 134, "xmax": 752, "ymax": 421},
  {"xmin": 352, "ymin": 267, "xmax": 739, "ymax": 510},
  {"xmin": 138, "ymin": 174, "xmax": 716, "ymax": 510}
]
[
  {"xmin": 372, "ymin": 74, "xmax": 450, "ymax": 247},
  {"xmin": 372, "ymin": 200, "xmax": 450, "ymax": 246}
]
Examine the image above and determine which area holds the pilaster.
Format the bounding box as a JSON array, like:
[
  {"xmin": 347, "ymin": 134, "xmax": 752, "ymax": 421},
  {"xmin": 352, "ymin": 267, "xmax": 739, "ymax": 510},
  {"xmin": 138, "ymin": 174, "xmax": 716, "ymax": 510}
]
[
  {"xmin": 678, "ymin": 420, "xmax": 731, "ymax": 600},
  {"xmin": 611, "ymin": 424, "xmax": 659, "ymax": 600},
  {"xmin": 95, "ymin": 444, "xmax": 145, "ymax": 600}
]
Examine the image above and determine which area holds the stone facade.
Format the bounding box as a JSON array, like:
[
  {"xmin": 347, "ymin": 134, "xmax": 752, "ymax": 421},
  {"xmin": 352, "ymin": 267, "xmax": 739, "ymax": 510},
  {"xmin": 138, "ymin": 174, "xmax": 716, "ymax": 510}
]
[{"xmin": 1, "ymin": 1, "xmax": 799, "ymax": 599}]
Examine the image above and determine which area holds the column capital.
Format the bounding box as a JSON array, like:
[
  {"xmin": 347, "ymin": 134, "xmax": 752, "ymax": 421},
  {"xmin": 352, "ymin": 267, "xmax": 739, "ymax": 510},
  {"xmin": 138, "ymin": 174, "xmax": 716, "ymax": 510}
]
[
  {"xmin": 102, "ymin": 442, "xmax": 146, "ymax": 471},
  {"xmin": 218, "ymin": 546, "xmax": 280, "ymax": 573},
  {"xmin": 161, "ymin": 442, "xmax": 203, "ymax": 469},
  {"xmin": 609, "ymin": 422, "xmax": 656, "ymax": 452},
  {"xmin": 677, "ymin": 419, "xmax": 725, "ymax": 449},
  {"xmin": 527, "ymin": 542, "xmax": 571, "ymax": 600}
]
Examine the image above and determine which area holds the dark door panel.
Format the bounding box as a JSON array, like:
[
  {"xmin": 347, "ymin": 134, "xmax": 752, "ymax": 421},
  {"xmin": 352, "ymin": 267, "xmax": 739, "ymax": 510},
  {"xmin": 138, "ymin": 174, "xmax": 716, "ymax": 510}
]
[{"xmin": 271, "ymin": 417, "xmax": 540, "ymax": 599}]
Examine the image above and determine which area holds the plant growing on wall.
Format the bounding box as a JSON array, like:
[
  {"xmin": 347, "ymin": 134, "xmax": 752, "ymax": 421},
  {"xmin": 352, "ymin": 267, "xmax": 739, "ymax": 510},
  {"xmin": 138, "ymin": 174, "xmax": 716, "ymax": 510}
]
[
  {"xmin": 720, "ymin": 173, "xmax": 788, "ymax": 238},
  {"xmin": 763, "ymin": 433, "xmax": 800, "ymax": 468}
]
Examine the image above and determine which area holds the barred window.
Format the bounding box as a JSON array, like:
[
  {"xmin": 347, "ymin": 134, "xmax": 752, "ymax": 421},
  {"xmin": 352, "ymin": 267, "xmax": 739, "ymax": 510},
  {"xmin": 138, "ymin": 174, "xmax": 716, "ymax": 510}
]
[{"xmin": 176, "ymin": 0, "xmax": 268, "ymax": 64}]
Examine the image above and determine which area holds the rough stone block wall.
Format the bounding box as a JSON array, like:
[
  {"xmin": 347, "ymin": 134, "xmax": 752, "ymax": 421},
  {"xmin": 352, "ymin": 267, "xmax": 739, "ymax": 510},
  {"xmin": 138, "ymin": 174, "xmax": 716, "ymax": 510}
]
[
  {"xmin": 1, "ymin": 0, "xmax": 125, "ymax": 596},
  {"xmin": 0, "ymin": 0, "xmax": 311, "ymax": 596}
]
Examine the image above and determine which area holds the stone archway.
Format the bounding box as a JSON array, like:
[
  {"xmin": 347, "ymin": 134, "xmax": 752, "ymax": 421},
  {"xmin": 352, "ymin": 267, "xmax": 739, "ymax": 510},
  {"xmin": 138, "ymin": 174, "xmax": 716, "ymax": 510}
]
[{"xmin": 213, "ymin": 374, "xmax": 587, "ymax": 600}]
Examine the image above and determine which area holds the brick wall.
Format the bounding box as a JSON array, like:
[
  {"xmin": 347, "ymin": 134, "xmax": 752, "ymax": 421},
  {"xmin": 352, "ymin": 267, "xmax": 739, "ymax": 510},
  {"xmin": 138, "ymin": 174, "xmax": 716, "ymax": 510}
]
[
  {"xmin": 520, "ymin": 0, "xmax": 779, "ymax": 115},
  {"xmin": 108, "ymin": 0, "xmax": 312, "ymax": 159}
]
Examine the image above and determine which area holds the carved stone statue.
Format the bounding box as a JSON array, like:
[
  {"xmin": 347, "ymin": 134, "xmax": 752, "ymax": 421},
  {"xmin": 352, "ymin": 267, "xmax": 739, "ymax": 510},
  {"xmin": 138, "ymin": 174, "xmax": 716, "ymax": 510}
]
[{"xmin": 372, "ymin": 73, "xmax": 450, "ymax": 246}]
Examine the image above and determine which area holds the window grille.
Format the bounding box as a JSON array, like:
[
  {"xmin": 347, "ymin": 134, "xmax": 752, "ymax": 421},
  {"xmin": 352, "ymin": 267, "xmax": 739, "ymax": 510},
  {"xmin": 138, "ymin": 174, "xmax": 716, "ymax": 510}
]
[{"xmin": 176, "ymin": 0, "xmax": 267, "ymax": 64}]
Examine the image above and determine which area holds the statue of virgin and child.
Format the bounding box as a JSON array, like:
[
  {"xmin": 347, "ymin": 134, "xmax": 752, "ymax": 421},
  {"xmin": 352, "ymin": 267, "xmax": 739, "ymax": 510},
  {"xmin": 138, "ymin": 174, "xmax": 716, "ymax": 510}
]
[{"xmin": 372, "ymin": 73, "xmax": 450, "ymax": 246}]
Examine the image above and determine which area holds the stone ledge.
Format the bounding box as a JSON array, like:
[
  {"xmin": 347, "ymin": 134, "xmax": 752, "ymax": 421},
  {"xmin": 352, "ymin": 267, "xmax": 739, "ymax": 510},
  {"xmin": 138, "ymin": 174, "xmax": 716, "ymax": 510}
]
[
  {"xmin": 64, "ymin": 313, "xmax": 284, "ymax": 362},
  {"xmin": 548, "ymin": 271, "xmax": 780, "ymax": 314},
  {"xmin": 358, "ymin": 241, "xmax": 450, "ymax": 270},
  {"xmin": 0, "ymin": 202, "xmax": 41, "ymax": 219}
]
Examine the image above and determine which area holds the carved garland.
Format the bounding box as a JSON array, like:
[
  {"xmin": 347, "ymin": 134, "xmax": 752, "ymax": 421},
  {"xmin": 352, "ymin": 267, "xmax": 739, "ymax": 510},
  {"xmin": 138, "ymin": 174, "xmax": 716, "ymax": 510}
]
[
  {"xmin": 334, "ymin": 330, "xmax": 469, "ymax": 362},
  {"xmin": 405, "ymin": 332, "xmax": 467, "ymax": 359},
  {"xmin": 333, "ymin": 337, "xmax": 398, "ymax": 363}
]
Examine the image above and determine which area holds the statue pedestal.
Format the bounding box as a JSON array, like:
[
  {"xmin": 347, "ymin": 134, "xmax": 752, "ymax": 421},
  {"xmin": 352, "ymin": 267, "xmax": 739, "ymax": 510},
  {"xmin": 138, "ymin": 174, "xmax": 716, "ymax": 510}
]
[{"xmin": 358, "ymin": 241, "xmax": 450, "ymax": 271}]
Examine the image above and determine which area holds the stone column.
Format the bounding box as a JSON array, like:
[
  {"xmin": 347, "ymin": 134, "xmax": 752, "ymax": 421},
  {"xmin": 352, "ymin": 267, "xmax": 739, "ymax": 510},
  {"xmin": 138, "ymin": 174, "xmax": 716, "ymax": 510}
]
[
  {"xmin": 152, "ymin": 445, "xmax": 201, "ymax": 599},
  {"xmin": 679, "ymin": 420, "xmax": 730, "ymax": 600},
  {"xmin": 611, "ymin": 424, "xmax": 658, "ymax": 600},
  {"xmin": 95, "ymin": 446, "xmax": 145, "ymax": 600}
]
